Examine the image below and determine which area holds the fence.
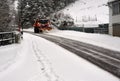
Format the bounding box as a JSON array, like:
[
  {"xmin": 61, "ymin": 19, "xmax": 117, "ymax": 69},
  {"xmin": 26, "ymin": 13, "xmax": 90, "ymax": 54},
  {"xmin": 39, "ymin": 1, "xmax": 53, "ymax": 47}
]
[
  {"xmin": 94, "ymin": 28, "xmax": 108, "ymax": 34},
  {"xmin": 0, "ymin": 32, "xmax": 15, "ymax": 46},
  {"xmin": 58, "ymin": 24, "xmax": 108, "ymax": 34}
]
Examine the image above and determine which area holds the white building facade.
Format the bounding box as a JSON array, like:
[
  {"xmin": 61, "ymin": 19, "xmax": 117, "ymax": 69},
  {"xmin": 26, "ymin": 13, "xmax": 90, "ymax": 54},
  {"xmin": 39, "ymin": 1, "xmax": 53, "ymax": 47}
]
[{"xmin": 108, "ymin": 0, "xmax": 120, "ymax": 36}]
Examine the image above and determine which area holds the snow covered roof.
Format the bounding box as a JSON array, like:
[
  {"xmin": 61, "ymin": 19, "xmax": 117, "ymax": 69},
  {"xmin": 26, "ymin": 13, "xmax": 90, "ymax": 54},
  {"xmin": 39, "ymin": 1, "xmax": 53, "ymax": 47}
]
[
  {"xmin": 109, "ymin": 0, "xmax": 115, "ymax": 2},
  {"xmin": 108, "ymin": 0, "xmax": 118, "ymax": 2}
]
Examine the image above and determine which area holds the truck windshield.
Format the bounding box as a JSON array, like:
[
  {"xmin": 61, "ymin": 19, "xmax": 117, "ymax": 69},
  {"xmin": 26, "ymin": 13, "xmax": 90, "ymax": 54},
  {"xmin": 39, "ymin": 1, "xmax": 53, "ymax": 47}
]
[{"xmin": 39, "ymin": 20, "xmax": 49, "ymax": 24}]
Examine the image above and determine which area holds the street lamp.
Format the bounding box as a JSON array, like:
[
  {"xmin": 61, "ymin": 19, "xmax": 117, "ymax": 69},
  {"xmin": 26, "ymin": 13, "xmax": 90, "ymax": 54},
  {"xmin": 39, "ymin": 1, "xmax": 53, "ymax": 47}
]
[
  {"xmin": 18, "ymin": 0, "xmax": 23, "ymax": 34},
  {"xmin": 82, "ymin": 24, "xmax": 85, "ymax": 32},
  {"xmin": 26, "ymin": 2, "xmax": 30, "ymax": 8},
  {"xmin": 19, "ymin": 1, "xmax": 30, "ymax": 34},
  {"xmin": 12, "ymin": 15, "xmax": 16, "ymax": 29}
]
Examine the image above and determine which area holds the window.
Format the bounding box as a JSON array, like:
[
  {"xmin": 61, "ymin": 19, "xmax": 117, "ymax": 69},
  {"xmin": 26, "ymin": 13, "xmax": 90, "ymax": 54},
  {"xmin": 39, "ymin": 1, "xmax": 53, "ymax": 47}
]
[
  {"xmin": 112, "ymin": 2, "xmax": 120, "ymax": 15},
  {"xmin": 112, "ymin": 1, "xmax": 120, "ymax": 15},
  {"xmin": 119, "ymin": 3, "xmax": 120, "ymax": 13}
]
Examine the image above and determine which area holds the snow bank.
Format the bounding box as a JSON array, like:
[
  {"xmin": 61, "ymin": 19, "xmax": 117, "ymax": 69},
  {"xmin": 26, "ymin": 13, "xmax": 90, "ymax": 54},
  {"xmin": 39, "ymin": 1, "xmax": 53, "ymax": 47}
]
[
  {"xmin": 0, "ymin": 33, "xmax": 62, "ymax": 81},
  {"xmin": 0, "ymin": 44, "xmax": 20, "ymax": 72},
  {"xmin": 23, "ymin": 28, "xmax": 34, "ymax": 32},
  {"xmin": 48, "ymin": 30, "xmax": 120, "ymax": 52}
]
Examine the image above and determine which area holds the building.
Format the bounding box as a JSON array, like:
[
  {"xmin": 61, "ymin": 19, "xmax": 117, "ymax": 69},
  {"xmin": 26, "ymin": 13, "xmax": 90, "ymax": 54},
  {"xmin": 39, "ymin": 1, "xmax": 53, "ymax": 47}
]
[{"xmin": 108, "ymin": 0, "xmax": 120, "ymax": 37}]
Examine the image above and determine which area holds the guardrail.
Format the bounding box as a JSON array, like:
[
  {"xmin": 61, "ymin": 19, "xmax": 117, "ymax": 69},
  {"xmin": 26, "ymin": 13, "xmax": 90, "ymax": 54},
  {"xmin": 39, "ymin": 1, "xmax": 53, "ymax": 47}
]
[{"xmin": 0, "ymin": 32, "xmax": 15, "ymax": 46}]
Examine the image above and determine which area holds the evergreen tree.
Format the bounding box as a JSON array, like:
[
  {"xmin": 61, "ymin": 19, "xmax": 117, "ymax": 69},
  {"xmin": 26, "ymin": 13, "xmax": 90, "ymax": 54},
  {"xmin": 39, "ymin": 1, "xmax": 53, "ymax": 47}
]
[
  {"xmin": 18, "ymin": 0, "xmax": 77, "ymax": 28},
  {"xmin": 0, "ymin": 0, "xmax": 15, "ymax": 32}
]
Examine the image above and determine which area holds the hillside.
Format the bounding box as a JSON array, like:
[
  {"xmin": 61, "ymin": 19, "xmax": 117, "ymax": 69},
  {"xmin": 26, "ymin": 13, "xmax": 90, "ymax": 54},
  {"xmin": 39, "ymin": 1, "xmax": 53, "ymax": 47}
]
[
  {"xmin": 18, "ymin": 0, "xmax": 77, "ymax": 28},
  {"xmin": 62, "ymin": 0, "xmax": 109, "ymax": 27}
]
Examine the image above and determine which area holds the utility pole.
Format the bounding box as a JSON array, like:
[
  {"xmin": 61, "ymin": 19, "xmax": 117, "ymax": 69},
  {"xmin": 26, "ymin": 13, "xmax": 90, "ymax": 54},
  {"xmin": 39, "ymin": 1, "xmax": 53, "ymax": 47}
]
[
  {"xmin": 18, "ymin": 0, "xmax": 22, "ymax": 34},
  {"xmin": 83, "ymin": 24, "xmax": 85, "ymax": 32},
  {"xmin": 76, "ymin": 16, "xmax": 77, "ymax": 22}
]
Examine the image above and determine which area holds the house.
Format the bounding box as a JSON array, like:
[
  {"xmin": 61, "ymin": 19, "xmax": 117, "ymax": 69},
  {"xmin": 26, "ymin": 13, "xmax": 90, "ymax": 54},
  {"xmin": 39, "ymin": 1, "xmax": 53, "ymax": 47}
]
[{"xmin": 108, "ymin": 0, "xmax": 120, "ymax": 37}]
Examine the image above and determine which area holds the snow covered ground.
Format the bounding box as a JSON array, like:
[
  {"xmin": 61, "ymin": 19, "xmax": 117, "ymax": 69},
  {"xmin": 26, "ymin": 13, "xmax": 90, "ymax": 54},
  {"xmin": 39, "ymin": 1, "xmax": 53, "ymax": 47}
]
[
  {"xmin": 0, "ymin": 33, "xmax": 61, "ymax": 81},
  {"xmin": 62, "ymin": 0, "xmax": 109, "ymax": 27},
  {"xmin": 0, "ymin": 0, "xmax": 119, "ymax": 80},
  {"xmin": 48, "ymin": 30, "xmax": 120, "ymax": 52},
  {"xmin": 0, "ymin": 31, "xmax": 119, "ymax": 81}
]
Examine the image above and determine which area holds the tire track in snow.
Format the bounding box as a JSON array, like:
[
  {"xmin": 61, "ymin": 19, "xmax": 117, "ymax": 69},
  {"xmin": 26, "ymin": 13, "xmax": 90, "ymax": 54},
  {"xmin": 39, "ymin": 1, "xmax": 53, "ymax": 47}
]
[
  {"xmin": 26, "ymin": 31, "xmax": 120, "ymax": 78},
  {"xmin": 28, "ymin": 39, "xmax": 63, "ymax": 81}
]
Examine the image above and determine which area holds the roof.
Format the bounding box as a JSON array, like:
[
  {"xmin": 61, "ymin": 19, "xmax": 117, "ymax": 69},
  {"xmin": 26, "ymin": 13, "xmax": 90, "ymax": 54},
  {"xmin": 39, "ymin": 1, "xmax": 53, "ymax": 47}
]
[
  {"xmin": 108, "ymin": 0, "xmax": 115, "ymax": 2},
  {"xmin": 108, "ymin": 0, "xmax": 119, "ymax": 3}
]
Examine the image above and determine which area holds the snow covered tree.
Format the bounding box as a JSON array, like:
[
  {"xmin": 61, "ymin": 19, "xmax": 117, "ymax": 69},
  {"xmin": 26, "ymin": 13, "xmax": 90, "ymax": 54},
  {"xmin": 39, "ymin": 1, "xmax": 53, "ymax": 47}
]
[
  {"xmin": 18, "ymin": 0, "xmax": 77, "ymax": 28},
  {"xmin": 0, "ymin": 0, "xmax": 15, "ymax": 32}
]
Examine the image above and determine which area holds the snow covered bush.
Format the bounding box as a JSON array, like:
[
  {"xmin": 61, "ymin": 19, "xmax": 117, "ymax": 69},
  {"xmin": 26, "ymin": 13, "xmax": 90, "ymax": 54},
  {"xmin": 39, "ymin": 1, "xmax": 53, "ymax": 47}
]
[{"xmin": 50, "ymin": 12, "xmax": 74, "ymax": 28}]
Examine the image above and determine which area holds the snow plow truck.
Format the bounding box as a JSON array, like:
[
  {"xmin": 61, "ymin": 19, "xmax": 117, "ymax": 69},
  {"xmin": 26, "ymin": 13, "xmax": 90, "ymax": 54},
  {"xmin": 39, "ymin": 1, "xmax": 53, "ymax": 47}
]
[{"xmin": 33, "ymin": 19, "xmax": 52, "ymax": 33}]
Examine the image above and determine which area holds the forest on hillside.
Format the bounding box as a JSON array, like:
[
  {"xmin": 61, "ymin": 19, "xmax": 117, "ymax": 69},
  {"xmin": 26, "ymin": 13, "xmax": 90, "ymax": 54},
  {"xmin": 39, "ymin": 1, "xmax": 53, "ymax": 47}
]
[
  {"xmin": 18, "ymin": 0, "xmax": 77, "ymax": 28},
  {"xmin": 0, "ymin": 0, "xmax": 77, "ymax": 31}
]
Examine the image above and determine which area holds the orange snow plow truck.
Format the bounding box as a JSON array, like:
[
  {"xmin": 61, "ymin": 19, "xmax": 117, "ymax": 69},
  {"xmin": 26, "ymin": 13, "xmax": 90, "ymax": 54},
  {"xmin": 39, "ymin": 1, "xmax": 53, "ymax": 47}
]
[{"xmin": 33, "ymin": 19, "xmax": 52, "ymax": 33}]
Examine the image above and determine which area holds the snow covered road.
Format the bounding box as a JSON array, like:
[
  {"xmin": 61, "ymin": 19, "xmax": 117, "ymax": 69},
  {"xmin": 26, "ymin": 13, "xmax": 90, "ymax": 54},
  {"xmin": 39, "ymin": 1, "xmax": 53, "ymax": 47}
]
[
  {"xmin": 27, "ymin": 31, "xmax": 120, "ymax": 78},
  {"xmin": 0, "ymin": 33, "xmax": 61, "ymax": 81},
  {"xmin": 0, "ymin": 33, "xmax": 119, "ymax": 81}
]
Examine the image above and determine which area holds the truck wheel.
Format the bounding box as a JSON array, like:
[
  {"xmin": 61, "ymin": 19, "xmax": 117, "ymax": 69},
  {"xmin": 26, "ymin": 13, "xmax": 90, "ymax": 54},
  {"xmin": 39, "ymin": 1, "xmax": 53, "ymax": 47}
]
[
  {"xmin": 39, "ymin": 30, "xmax": 43, "ymax": 33},
  {"xmin": 34, "ymin": 27, "xmax": 39, "ymax": 33}
]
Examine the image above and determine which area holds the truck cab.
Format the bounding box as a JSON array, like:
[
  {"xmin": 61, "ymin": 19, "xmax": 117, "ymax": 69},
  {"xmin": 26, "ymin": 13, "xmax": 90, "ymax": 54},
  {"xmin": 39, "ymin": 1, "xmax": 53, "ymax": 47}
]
[{"xmin": 33, "ymin": 19, "xmax": 52, "ymax": 33}]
